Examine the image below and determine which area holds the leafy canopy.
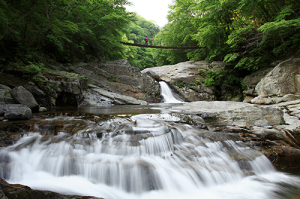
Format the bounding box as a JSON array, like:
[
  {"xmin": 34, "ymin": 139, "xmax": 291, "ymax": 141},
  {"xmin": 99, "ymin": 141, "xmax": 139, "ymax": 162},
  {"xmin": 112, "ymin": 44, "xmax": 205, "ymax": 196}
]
[
  {"xmin": 123, "ymin": 14, "xmax": 160, "ymax": 69},
  {"xmin": 0, "ymin": 0, "xmax": 132, "ymax": 66},
  {"xmin": 153, "ymin": 0, "xmax": 300, "ymax": 71}
]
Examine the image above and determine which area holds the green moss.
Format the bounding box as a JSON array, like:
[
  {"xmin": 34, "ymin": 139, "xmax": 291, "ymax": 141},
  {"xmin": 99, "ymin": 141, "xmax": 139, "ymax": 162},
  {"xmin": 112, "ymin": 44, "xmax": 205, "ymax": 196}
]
[
  {"xmin": 176, "ymin": 81, "xmax": 184, "ymax": 88},
  {"xmin": 204, "ymin": 118, "xmax": 214, "ymax": 123}
]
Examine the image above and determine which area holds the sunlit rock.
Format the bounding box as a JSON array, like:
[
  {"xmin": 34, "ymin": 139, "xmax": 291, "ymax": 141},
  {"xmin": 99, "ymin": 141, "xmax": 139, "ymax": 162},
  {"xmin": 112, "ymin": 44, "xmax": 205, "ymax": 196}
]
[{"xmin": 251, "ymin": 58, "xmax": 300, "ymax": 104}]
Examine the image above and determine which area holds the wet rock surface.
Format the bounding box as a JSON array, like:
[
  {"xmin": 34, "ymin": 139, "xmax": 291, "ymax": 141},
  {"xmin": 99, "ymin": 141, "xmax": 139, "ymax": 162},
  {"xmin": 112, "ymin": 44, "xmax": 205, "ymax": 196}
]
[
  {"xmin": 168, "ymin": 100, "xmax": 300, "ymax": 169},
  {"xmin": 0, "ymin": 178, "xmax": 103, "ymax": 199},
  {"xmin": 0, "ymin": 104, "xmax": 32, "ymax": 120}
]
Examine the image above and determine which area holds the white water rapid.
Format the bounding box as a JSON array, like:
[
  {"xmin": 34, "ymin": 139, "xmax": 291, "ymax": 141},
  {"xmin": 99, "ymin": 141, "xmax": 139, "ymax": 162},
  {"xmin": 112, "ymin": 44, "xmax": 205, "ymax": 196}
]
[
  {"xmin": 159, "ymin": 81, "xmax": 183, "ymax": 103},
  {"xmin": 1, "ymin": 114, "xmax": 300, "ymax": 198}
]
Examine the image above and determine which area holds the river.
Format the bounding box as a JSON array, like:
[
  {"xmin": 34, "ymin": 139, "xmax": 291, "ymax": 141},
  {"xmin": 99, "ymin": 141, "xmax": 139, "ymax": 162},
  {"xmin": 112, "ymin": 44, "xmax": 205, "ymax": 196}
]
[{"xmin": 0, "ymin": 82, "xmax": 300, "ymax": 199}]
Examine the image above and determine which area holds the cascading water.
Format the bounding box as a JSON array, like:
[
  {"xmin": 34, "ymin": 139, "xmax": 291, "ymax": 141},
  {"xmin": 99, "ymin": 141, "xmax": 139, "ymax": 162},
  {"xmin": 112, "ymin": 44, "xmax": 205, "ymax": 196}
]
[
  {"xmin": 1, "ymin": 113, "xmax": 300, "ymax": 199},
  {"xmin": 159, "ymin": 81, "xmax": 183, "ymax": 103}
]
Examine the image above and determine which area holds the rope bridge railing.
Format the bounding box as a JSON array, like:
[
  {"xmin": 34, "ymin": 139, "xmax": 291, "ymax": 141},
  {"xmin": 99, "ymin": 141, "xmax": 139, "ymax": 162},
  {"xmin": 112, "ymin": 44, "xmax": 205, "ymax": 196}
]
[{"xmin": 120, "ymin": 42, "xmax": 201, "ymax": 49}]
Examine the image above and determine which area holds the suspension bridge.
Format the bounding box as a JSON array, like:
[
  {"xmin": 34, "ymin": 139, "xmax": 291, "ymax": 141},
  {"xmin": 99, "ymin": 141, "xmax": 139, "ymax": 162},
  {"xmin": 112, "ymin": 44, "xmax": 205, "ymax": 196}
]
[{"xmin": 120, "ymin": 42, "xmax": 200, "ymax": 49}]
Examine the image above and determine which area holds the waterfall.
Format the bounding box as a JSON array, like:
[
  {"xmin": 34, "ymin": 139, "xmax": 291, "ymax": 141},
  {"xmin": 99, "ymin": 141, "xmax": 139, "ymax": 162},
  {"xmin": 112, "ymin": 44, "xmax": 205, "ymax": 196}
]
[
  {"xmin": 159, "ymin": 81, "xmax": 183, "ymax": 103},
  {"xmin": 0, "ymin": 114, "xmax": 300, "ymax": 199}
]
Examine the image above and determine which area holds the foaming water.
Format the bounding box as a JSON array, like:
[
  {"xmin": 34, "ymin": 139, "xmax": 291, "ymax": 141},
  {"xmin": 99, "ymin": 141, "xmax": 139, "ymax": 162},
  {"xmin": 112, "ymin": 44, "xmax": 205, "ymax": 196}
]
[
  {"xmin": 0, "ymin": 114, "xmax": 300, "ymax": 199},
  {"xmin": 159, "ymin": 81, "xmax": 183, "ymax": 103}
]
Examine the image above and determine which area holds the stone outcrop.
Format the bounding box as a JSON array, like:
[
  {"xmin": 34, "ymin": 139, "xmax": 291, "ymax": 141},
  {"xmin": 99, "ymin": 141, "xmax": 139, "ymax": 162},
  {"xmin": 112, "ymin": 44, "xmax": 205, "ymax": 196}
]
[
  {"xmin": 0, "ymin": 84, "xmax": 15, "ymax": 105},
  {"xmin": 170, "ymin": 99, "xmax": 300, "ymax": 169},
  {"xmin": 251, "ymin": 58, "xmax": 300, "ymax": 104},
  {"xmin": 242, "ymin": 67, "xmax": 273, "ymax": 103},
  {"xmin": 0, "ymin": 104, "xmax": 32, "ymax": 120},
  {"xmin": 88, "ymin": 85, "xmax": 147, "ymax": 105},
  {"xmin": 142, "ymin": 61, "xmax": 241, "ymax": 101},
  {"xmin": 10, "ymin": 86, "xmax": 39, "ymax": 112},
  {"xmin": 142, "ymin": 61, "xmax": 216, "ymax": 101},
  {"xmin": 73, "ymin": 60, "xmax": 160, "ymax": 103},
  {"xmin": 33, "ymin": 72, "xmax": 88, "ymax": 107},
  {"xmin": 171, "ymin": 101, "xmax": 283, "ymax": 127}
]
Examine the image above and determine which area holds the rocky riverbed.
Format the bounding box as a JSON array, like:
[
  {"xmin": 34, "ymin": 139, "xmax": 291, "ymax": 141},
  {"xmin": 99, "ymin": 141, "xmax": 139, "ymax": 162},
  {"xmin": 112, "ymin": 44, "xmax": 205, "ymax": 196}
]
[{"xmin": 0, "ymin": 58, "xmax": 300, "ymax": 198}]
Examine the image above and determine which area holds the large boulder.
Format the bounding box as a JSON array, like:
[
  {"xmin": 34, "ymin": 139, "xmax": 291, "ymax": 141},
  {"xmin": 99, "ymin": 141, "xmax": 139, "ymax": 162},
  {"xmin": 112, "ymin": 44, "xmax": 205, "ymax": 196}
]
[
  {"xmin": 10, "ymin": 86, "xmax": 39, "ymax": 112},
  {"xmin": 242, "ymin": 67, "xmax": 273, "ymax": 102},
  {"xmin": 251, "ymin": 58, "xmax": 300, "ymax": 104},
  {"xmin": 23, "ymin": 82, "xmax": 48, "ymax": 107},
  {"xmin": 0, "ymin": 104, "xmax": 32, "ymax": 120}
]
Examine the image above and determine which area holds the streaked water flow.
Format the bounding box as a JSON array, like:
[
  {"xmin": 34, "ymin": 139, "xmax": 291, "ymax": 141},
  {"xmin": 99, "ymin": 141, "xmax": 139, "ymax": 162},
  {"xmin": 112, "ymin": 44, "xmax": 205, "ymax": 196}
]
[
  {"xmin": 0, "ymin": 113, "xmax": 300, "ymax": 199},
  {"xmin": 159, "ymin": 81, "xmax": 183, "ymax": 103}
]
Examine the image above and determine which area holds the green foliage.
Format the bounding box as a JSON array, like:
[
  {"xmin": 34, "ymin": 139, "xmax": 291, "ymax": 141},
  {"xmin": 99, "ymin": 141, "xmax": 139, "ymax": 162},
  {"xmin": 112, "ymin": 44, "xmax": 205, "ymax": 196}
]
[
  {"xmin": 33, "ymin": 76, "xmax": 46, "ymax": 86},
  {"xmin": 203, "ymin": 70, "xmax": 247, "ymax": 91},
  {"xmin": 23, "ymin": 62, "xmax": 45, "ymax": 77},
  {"xmin": 0, "ymin": 0, "xmax": 132, "ymax": 65},
  {"xmin": 123, "ymin": 15, "xmax": 160, "ymax": 69},
  {"xmin": 78, "ymin": 77, "xmax": 88, "ymax": 81},
  {"xmin": 153, "ymin": 0, "xmax": 300, "ymax": 72},
  {"xmin": 195, "ymin": 78, "xmax": 202, "ymax": 85},
  {"xmin": 198, "ymin": 69, "xmax": 207, "ymax": 78}
]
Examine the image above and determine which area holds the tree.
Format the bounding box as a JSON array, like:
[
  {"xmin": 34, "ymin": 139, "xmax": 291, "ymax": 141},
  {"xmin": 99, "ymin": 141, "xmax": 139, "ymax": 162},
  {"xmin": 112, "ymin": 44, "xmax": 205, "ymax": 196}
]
[
  {"xmin": 123, "ymin": 14, "xmax": 160, "ymax": 69},
  {"xmin": 153, "ymin": 0, "xmax": 300, "ymax": 70},
  {"xmin": 0, "ymin": 0, "xmax": 132, "ymax": 65},
  {"xmin": 152, "ymin": 0, "xmax": 300, "ymax": 98}
]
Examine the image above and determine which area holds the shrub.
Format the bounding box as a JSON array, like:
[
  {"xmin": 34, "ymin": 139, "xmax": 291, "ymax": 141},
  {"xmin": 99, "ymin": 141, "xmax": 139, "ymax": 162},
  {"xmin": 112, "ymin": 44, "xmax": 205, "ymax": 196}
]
[{"xmin": 23, "ymin": 62, "xmax": 44, "ymax": 77}]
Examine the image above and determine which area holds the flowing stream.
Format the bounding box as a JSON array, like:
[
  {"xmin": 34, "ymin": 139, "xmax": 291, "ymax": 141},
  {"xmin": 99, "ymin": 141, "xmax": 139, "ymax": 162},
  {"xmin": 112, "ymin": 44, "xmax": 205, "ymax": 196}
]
[{"xmin": 0, "ymin": 84, "xmax": 300, "ymax": 199}]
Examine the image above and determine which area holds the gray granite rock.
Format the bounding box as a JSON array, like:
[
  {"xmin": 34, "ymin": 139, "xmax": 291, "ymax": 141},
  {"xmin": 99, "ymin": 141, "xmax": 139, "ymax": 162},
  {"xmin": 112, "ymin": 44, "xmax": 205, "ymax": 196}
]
[
  {"xmin": 0, "ymin": 104, "xmax": 32, "ymax": 120},
  {"xmin": 10, "ymin": 86, "xmax": 39, "ymax": 112}
]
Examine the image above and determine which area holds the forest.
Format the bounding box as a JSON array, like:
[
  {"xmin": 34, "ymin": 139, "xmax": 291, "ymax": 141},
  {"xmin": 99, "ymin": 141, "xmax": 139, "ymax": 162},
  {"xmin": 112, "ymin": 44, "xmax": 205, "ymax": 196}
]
[{"xmin": 0, "ymin": 0, "xmax": 299, "ymax": 88}]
